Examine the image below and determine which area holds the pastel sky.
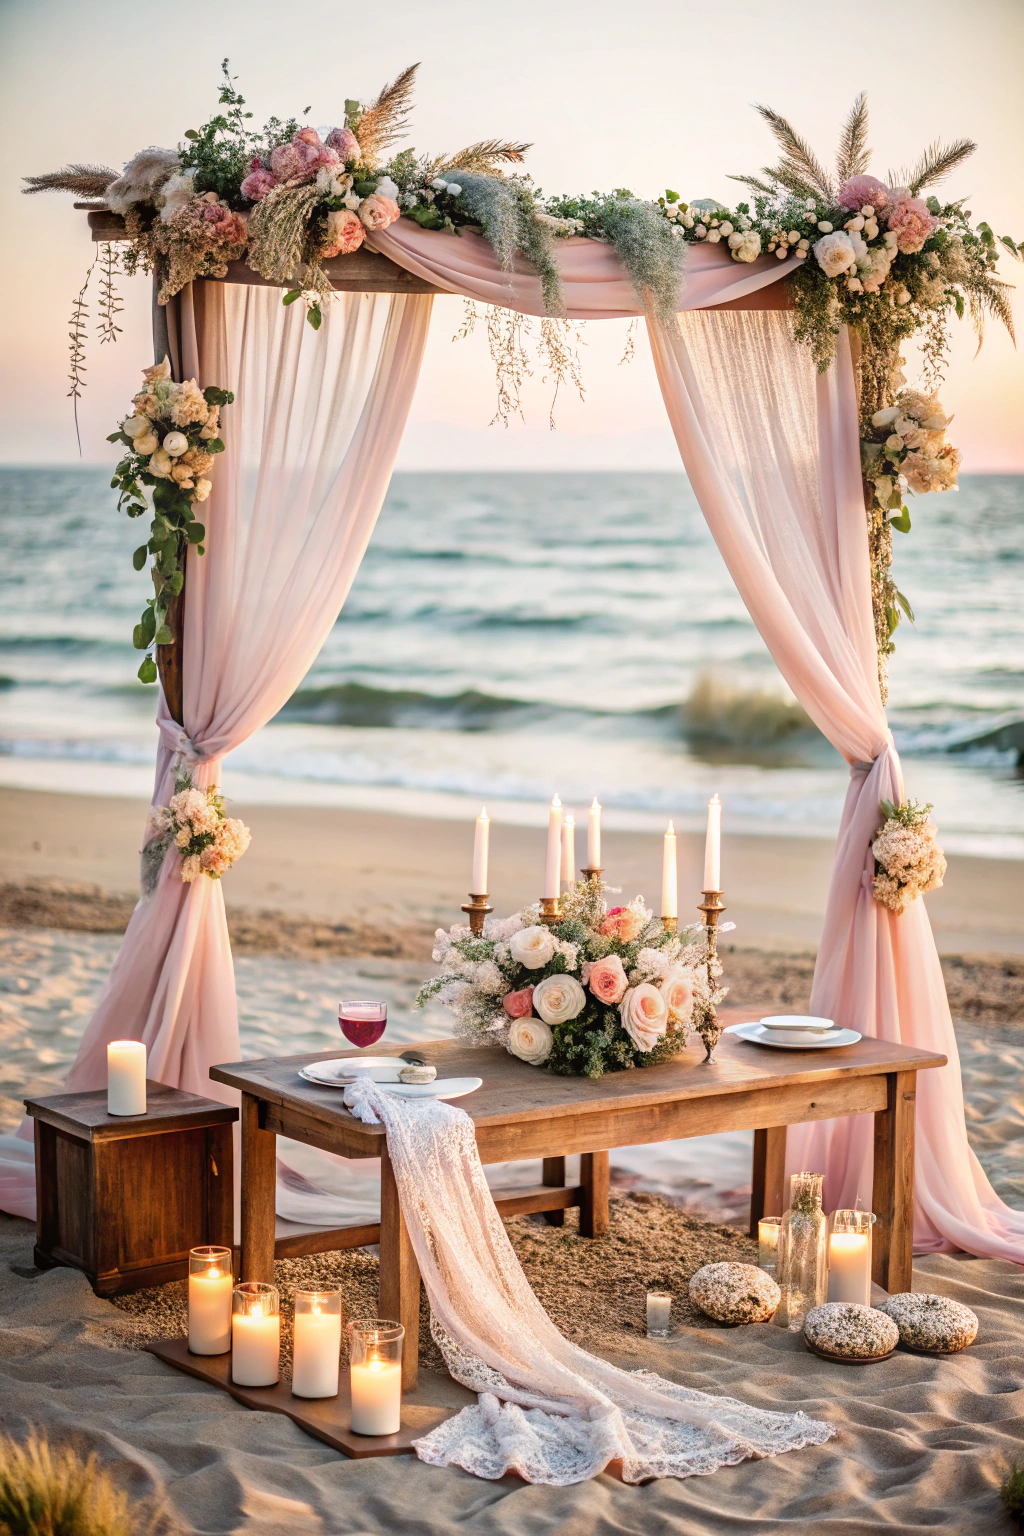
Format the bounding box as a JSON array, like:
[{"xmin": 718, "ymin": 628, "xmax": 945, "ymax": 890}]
[{"xmin": 1, "ymin": 0, "xmax": 1021, "ymax": 470}]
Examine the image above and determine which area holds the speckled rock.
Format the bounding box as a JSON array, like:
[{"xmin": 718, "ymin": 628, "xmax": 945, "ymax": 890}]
[
  {"xmin": 804, "ymin": 1302, "xmax": 898, "ymax": 1360},
  {"xmin": 880, "ymin": 1292, "xmax": 978, "ymax": 1353},
  {"xmin": 688, "ymin": 1262, "xmax": 780, "ymax": 1325}
]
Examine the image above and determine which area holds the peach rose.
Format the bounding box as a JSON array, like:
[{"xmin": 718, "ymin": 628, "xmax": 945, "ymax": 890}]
[
  {"xmin": 660, "ymin": 969, "xmax": 694, "ymax": 1025},
  {"xmin": 358, "ymin": 193, "xmax": 401, "ymax": 232},
  {"xmin": 619, "ymin": 983, "xmax": 668, "ymax": 1052},
  {"xmin": 588, "ymin": 954, "xmax": 628, "ymax": 1006},
  {"xmin": 599, "ymin": 906, "xmax": 643, "ymax": 942},
  {"xmin": 319, "ymin": 207, "xmax": 365, "ymax": 257},
  {"xmin": 502, "ymin": 986, "xmax": 535, "ymax": 1019}
]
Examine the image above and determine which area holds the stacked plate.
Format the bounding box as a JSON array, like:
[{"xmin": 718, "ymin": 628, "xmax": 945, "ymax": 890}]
[
  {"xmin": 298, "ymin": 1056, "xmax": 482, "ymax": 1100},
  {"xmin": 728, "ymin": 1015, "xmax": 861, "ymax": 1050}
]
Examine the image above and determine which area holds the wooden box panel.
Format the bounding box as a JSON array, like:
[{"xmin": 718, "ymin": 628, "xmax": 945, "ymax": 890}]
[
  {"xmin": 98, "ymin": 1128, "xmax": 210, "ymax": 1276},
  {"xmin": 54, "ymin": 1131, "xmax": 94, "ymax": 1269}
]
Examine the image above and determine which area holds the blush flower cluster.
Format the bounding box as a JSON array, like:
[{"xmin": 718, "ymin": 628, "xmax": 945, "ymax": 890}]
[
  {"xmin": 871, "ymin": 800, "xmax": 947, "ymax": 915},
  {"xmin": 143, "ymin": 773, "xmax": 251, "ymax": 892}
]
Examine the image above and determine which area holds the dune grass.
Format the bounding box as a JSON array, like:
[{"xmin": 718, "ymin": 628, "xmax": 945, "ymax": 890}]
[
  {"xmin": 1003, "ymin": 1464, "xmax": 1024, "ymax": 1525},
  {"xmin": 0, "ymin": 1430, "xmax": 136, "ymax": 1536}
]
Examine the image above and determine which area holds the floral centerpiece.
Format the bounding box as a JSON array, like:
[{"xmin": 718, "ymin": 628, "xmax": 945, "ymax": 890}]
[
  {"xmin": 871, "ymin": 799, "xmax": 946, "ymax": 915},
  {"xmin": 417, "ymin": 879, "xmax": 724, "ymax": 1078},
  {"xmin": 108, "ymin": 359, "xmax": 232, "ymax": 684},
  {"xmin": 142, "ymin": 773, "xmax": 251, "ymax": 895}
]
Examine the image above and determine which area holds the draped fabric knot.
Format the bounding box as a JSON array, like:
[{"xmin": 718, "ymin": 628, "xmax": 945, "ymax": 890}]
[{"xmin": 158, "ymin": 719, "xmax": 209, "ymax": 770}]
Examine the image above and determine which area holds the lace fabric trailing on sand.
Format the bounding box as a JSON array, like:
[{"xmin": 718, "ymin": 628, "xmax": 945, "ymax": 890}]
[{"xmin": 343, "ymin": 1080, "xmax": 835, "ymax": 1485}]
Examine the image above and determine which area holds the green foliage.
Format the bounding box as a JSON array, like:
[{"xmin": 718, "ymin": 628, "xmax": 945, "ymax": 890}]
[
  {"xmin": 0, "ymin": 1428, "xmax": 138, "ymax": 1536},
  {"xmin": 545, "ymin": 189, "xmax": 686, "ymax": 325},
  {"xmin": 454, "ymin": 173, "xmax": 564, "ymax": 314},
  {"xmin": 879, "ymin": 797, "xmax": 933, "ymax": 828},
  {"xmin": 1001, "ymin": 1464, "xmax": 1024, "ymax": 1523},
  {"xmin": 178, "ymin": 59, "xmax": 301, "ymax": 207}
]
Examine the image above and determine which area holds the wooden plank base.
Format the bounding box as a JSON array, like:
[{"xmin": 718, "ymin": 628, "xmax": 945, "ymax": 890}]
[{"xmin": 145, "ymin": 1336, "xmax": 474, "ymax": 1459}]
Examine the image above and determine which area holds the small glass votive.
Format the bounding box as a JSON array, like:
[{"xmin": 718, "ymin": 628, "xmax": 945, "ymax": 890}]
[
  {"xmin": 292, "ymin": 1290, "xmax": 343, "ymax": 1399},
  {"xmin": 188, "ymin": 1246, "xmax": 233, "ymax": 1356},
  {"xmin": 646, "ymin": 1291, "xmax": 671, "ymax": 1338},
  {"xmin": 758, "ymin": 1216, "xmax": 782, "ymax": 1280},
  {"xmin": 348, "ymin": 1319, "xmax": 404, "ymax": 1436},
  {"xmin": 231, "ymin": 1282, "xmax": 280, "ymax": 1387},
  {"xmin": 827, "ymin": 1209, "xmax": 876, "ymax": 1306}
]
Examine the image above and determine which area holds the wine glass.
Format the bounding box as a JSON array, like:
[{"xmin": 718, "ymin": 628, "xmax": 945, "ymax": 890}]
[{"xmin": 339, "ymin": 1000, "xmax": 387, "ymax": 1049}]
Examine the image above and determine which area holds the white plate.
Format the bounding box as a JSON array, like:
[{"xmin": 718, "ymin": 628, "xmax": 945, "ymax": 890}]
[
  {"xmin": 759, "ymin": 1015, "xmax": 837, "ymax": 1033},
  {"xmin": 728, "ymin": 1022, "xmax": 862, "ymax": 1051},
  {"xmin": 378, "ymin": 1077, "xmax": 482, "ymax": 1101},
  {"xmin": 298, "ymin": 1063, "xmax": 482, "ymax": 1100},
  {"xmin": 300, "ymin": 1057, "xmax": 404, "ymax": 1085}
]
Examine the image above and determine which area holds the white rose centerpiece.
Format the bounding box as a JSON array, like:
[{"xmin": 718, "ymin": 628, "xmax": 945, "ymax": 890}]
[
  {"xmin": 510, "ymin": 925, "xmax": 556, "ymax": 969},
  {"xmin": 508, "ymin": 1016, "xmax": 553, "ymax": 1065},
  {"xmin": 533, "ymin": 973, "xmax": 586, "ymax": 1027}
]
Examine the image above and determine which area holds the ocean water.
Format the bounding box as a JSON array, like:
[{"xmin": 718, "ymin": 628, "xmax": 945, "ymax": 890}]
[{"xmin": 1, "ymin": 467, "xmax": 1022, "ymax": 856}]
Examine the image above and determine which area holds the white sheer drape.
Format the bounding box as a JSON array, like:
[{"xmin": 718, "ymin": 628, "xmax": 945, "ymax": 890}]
[
  {"xmin": 647, "ymin": 308, "xmax": 1024, "ymax": 1261},
  {"xmin": 0, "ymin": 283, "xmax": 432, "ymax": 1220}
]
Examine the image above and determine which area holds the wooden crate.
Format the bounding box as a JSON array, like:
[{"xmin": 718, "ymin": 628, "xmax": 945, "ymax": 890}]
[{"xmin": 26, "ymin": 1083, "xmax": 237, "ymax": 1296}]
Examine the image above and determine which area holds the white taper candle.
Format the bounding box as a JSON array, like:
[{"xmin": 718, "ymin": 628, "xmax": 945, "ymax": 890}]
[
  {"xmin": 544, "ymin": 796, "xmax": 563, "ymax": 899},
  {"xmin": 472, "ymin": 807, "xmax": 490, "ymax": 894},
  {"xmin": 587, "ymin": 798, "xmax": 601, "ymax": 870},
  {"xmin": 703, "ymin": 794, "xmax": 722, "ymax": 891},
  {"xmin": 661, "ymin": 820, "xmax": 677, "ymax": 919},
  {"xmin": 561, "ymin": 815, "xmax": 575, "ymax": 886}
]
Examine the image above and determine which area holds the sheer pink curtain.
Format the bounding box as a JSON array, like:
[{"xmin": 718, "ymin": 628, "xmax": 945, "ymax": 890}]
[
  {"xmin": 647, "ymin": 307, "xmax": 1024, "ymax": 1261},
  {"xmin": 0, "ymin": 281, "xmax": 432, "ymax": 1220}
]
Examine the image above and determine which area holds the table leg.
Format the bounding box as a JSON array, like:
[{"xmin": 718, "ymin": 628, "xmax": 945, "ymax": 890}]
[
  {"xmin": 240, "ymin": 1092, "xmax": 276, "ymax": 1284},
  {"xmin": 872, "ymin": 1070, "xmax": 916, "ymax": 1294},
  {"xmin": 542, "ymin": 1156, "xmax": 566, "ymax": 1227},
  {"xmin": 579, "ymin": 1151, "xmax": 609, "ymax": 1238},
  {"xmin": 749, "ymin": 1126, "xmax": 787, "ymax": 1237},
  {"xmin": 379, "ymin": 1143, "xmax": 421, "ymax": 1392}
]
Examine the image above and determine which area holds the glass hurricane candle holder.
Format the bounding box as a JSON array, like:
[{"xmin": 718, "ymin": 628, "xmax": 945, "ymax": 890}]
[
  {"xmin": 231, "ymin": 1282, "xmax": 280, "ymax": 1387},
  {"xmin": 777, "ymin": 1172, "xmax": 827, "ymax": 1332},
  {"xmin": 646, "ymin": 1291, "xmax": 671, "ymax": 1338},
  {"xmin": 188, "ymin": 1246, "xmax": 233, "ymax": 1356},
  {"xmin": 757, "ymin": 1217, "xmax": 782, "ymax": 1281},
  {"xmin": 292, "ymin": 1290, "xmax": 343, "ymax": 1399},
  {"xmin": 827, "ymin": 1209, "xmax": 876, "ymax": 1306},
  {"xmin": 348, "ymin": 1319, "xmax": 404, "ymax": 1436}
]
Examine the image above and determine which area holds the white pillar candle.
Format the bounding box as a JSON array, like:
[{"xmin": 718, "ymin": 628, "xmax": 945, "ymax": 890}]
[
  {"xmin": 188, "ymin": 1264, "xmax": 232, "ymax": 1355},
  {"xmin": 107, "ymin": 1040, "xmax": 147, "ymax": 1116},
  {"xmin": 471, "ymin": 807, "xmax": 490, "ymax": 894},
  {"xmin": 544, "ymin": 795, "xmax": 563, "ymax": 899},
  {"xmin": 561, "ymin": 814, "xmax": 575, "ymax": 886},
  {"xmin": 350, "ymin": 1358, "xmax": 402, "ymax": 1435},
  {"xmin": 231, "ymin": 1307, "xmax": 280, "ymax": 1387},
  {"xmin": 661, "ymin": 821, "xmax": 677, "ymax": 920},
  {"xmin": 587, "ymin": 798, "xmax": 602, "ymax": 870},
  {"xmin": 292, "ymin": 1306, "xmax": 342, "ymax": 1398},
  {"xmin": 646, "ymin": 1292, "xmax": 671, "ymax": 1337},
  {"xmin": 702, "ymin": 794, "xmax": 722, "ymax": 891},
  {"xmin": 827, "ymin": 1231, "xmax": 872, "ymax": 1306}
]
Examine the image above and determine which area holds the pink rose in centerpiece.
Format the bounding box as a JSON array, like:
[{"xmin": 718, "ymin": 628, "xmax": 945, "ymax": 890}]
[
  {"xmin": 269, "ymin": 135, "xmax": 322, "ymax": 184},
  {"xmin": 660, "ymin": 969, "xmax": 694, "ymax": 1025},
  {"xmin": 240, "ymin": 167, "xmax": 277, "ymax": 202},
  {"xmin": 619, "ymin": 983, "xmax": 669, "ymax": 1053},
  {"xmin": 326, "ymin": 126, "xmax": 361, "ymax": 163},
  {"xmin": 503, "ymin": 986, "xmax": 535, "ymax": 1019},
  {"xmin": 318, "ymin": 208, "xmax": 365, "ymax": 257},
  {"xmin": 837, "ymin": 174, "xmax": 890, "ymax": 213},
  {"xmin": 599, "ymin": 906, "xmax": 644, "ymax": 943},
  {"xmin": 885, "ymin": 193, "xmax": 939, "ymax": 254},
  {"xmin": 588, "ymin": 954, "xmax": 628, "ymax": 1006},
  {"xmin": 358, "ymin": 193, "xmax": 401, "ymax": 232}
]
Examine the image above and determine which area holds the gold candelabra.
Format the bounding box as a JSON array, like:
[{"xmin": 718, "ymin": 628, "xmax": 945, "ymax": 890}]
[
  {"xmin": 580, "ymin": 866, "xmax": 604, "ymax": 885},
  {"xmin": 461, "ymin": 894, "xmax": 492, "ymax": 937},
  {"xmin": 697, "ymin": 888, "xmax": 726, "ymax": 1063},
  {"xmin": 661, "ymin": 915, "xmax": 678, "ymax": 934},
  {"xmin": 538, "ymin": 895, "xmax": 562, "ymax": 926}
]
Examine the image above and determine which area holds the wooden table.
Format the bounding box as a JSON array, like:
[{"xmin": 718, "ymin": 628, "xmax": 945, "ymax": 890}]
[{"xmin": 211, "ymin": 1030, "xmax": 945, "ymax": 1390}]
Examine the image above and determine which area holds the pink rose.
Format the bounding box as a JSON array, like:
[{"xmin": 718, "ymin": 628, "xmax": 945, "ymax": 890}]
[
  {"xmin": 241, "ymin": 167, "xmax": 278, "ymax": 202},
  {"xmin": 588, "ymin": 954, "xmax": 628, "ymax": 1006},
  {"xmin": 885, "ymin": 194, "xmax": 938, "ymax": 254},
  {"xmin": 318, "ymin": 207, "xmax": 365, "ymax": 257},
  {"xmin": 619, "ymin": 983, "xmax": 669, "ymax": 1053},
  {"xmin": 358, "ymin": 193, "xmax": 401, "ymax": 232},
  {"xmin": 200, "ymin": 844, "xmax": 228, "ymax": 874},
  {"xmin": 294, "ymin": 127, "xmax": 323, "ymax": 147},
  {"xmin": 269, "ymin": 137, "xmax": 321, "ymax": 184},
  {"xmin": 326, "ymin": 126, "xmax": 361, "ymax": 163},
  {"xmin": 837, "ymin": 175, "xmax": 890, "ymax": 213},
  {"xmin": 660, "ymin": 969, "xmax": 694, "ymax": 1025},
  {"xmin": 503, "ymin": 986, "xmax": 535, "ymax": 1019},
  {"xmin": 599, "ymin": 906, "xmax": 643, "ymax": 943}
]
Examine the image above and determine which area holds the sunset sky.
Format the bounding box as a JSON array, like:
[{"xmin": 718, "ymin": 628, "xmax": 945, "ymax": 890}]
[{"xmin": 1, "ymin": 0, "xmax": 1021, "ymax": 470}]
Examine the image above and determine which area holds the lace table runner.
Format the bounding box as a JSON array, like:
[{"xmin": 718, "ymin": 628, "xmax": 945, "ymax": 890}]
[{"xmin": 344, "ymin": 1078, "xmax": 835, "ymax": 1485}]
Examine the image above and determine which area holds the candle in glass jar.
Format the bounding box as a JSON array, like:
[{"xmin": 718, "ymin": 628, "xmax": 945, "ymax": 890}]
[
  {"xmin": 231, "ymin": 1286, "xmax": 280, "ymax": 1387},
  {"xmin": 661, "ymin": 821, "xmax": 677, "ymax": 920},
  {"xmin": 544, "ymin": 795, "xmax": 563, "ymax": 899},
  {"xmin": 107, "ymin": 1040, "xmax": 146, "ymax": 1116},
  {"xmin": 587, "ymin": 798, "xmax": 601, "ymax": 871},
  {"xmin": 471, "ymin": 807, "xmax": 490, "ymax": 894},
  {"xmin": 561, "ymin": 814, "xmax": 575, "ymax": 886},
  {"xmin": 646, "ymin": 1291, "xmax": 671, "ymax": 1337},
  {"xmin": 292, "ymin": 1291, "xmax": 342, "ymax": 1398},
  {"xmin": 703, "ymin": 794, "xmax": 722, "ymax": 891},
  {"xmin": 188, "ymin": 1247, "xmax": 232, "ymax": 1355},
  {"xmin": 827, "ymin": 1211, "xmax": 875, "ymax": 1306},
  {"xmin": 350, "ymin": 1357, "xmax": 402, "ymax": 1435}
]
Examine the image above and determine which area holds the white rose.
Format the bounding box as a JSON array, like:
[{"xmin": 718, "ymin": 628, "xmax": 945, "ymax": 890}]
[
  {"xmin": 375, "ymin": 176, "xmax": 399, "ymax": 200},
  {"xmin": 148, "ymin": 447, "xmax": 172, "ymax": 477},
  {"xmin": 872, "ymin": 406, "xmax": 900, "ymax": 429},
  {"xmin": 192, "ymin": 478, "xmax": 212, "ymax": 502},
  {"xmin": 532, "ymin": 973, "xmax": 586, "ymax": 1027},
  {"xmin": 844, "ymin": 216, "xmax": 865, "ymax": 232},
  {"xmin": 445, "ymin": 183, "xmax": 462, "ymax": 197},
  {"xmin": 706, "ymin": 228, "xmax": 721, "ymax": 243},
  {"xmin": 719, "ymin": 221, "xmax": 733, "ymax": 236},
  {"xmin": 123, "ymin": 414, "xmax": 149, "ymax": 439},
  {"xmin": 775, "ymin": 246, "xmax": 788, "ymax": 260},
  {"xmin": 681, "ymin": 213, "xmax": 694, "ymax": 228},
  {"xmin": 886, "ymin": 434, "xmax": 903, "ymax": 449},
  {"xmin": 694, "ymin": 224, "xmax": 707, "ymax": 238},
  {"xmin": 619, "ymin": 983, "xmax": 669, "ymax": 1053},
  {"xmin": 817, "ymin": 220, "xmax": 833, "ymax": 233},
  {"xmin": 864, "ymin": 220, "xmax": 879, "ymax": 240},
  {"xmin": 861, "ymin": 204, "xmax": 875, "ymax": 217},
  {"xmin": 509, "ymin": 925, "xmax": 556, "ymax": 969},
  {"xmin": 508, "ymin": 1016, "xmax": 553, "ymax": 1066},
  {"xmin": 162, "ymin": 430, "xmax": 189, "ymax": 457},
  {"xmin": 814, "ymin": 231, "xmax": 857, "ymax": 278},
  {"xmin": 847, "ymin": 276, "xmax": 863, "ymax": 292},
  {"xmin": 134, "ymin": 430, "xmax": 160, "ymax": 456}
]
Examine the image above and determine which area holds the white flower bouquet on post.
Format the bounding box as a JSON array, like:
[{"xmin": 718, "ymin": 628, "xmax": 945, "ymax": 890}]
[
  {"xmin": 416, "ymin": 880, "xmax": 724, "ymax": 1078},
  {"xmin": 871, "ymin": 799, "xmax": 946, "ymax": 915},
  {"xmin": 141, "ymin": 773, "xmax": 251, "ymax": 895}
]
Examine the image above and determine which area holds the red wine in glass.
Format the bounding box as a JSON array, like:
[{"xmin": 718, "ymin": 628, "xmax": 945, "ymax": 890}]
[{"xmin": 339, "ymin": 1000, "xmax": 387, "ymax": 1049}]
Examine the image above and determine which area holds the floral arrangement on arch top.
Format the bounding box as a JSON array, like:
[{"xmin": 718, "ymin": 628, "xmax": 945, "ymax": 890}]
[{"xmin": 416, "ymin": 879, "xmax": 724, "ymax": 1079}]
